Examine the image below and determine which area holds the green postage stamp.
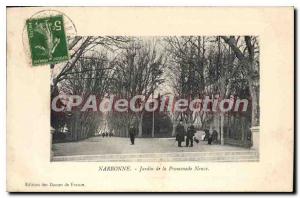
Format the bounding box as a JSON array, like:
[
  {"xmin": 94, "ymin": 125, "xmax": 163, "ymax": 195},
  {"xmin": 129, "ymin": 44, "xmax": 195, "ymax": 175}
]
[{"xmin": 26, "ymin": 15, "xmax": 69, "ymax": 66}]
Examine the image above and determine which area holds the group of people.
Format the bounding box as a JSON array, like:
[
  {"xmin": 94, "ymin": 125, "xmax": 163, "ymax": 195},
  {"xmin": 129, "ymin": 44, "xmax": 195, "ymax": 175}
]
[
  {"xmin": 101, "ymin": 131, "xmax": 114, "ymax": 138},
  {"xmin": 203, "ymin": 129, "xmax": 218, "ymax": 144},
  {"xmin": 175, "ymin": 120, "xmax": 219, "ymax": 147},
  {"xmin": 175, "ymin": 120, "xmax": 196, "ymax": 147},
  {"xmin": 127, "ymin": 121, "xmax": 219, "ymax": 147}
]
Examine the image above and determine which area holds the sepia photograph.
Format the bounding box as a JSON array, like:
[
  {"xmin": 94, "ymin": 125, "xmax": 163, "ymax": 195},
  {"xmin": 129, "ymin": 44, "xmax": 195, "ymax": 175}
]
[{"xmin": 50, "ymin": 36, "xmax": 260, "ymax": 162}]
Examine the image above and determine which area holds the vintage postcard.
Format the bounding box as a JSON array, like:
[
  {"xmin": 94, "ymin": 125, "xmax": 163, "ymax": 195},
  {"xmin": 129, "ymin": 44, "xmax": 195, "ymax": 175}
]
[{"xmin": 7, "ymin": 7, "xmax": 294, "ymax": 192}]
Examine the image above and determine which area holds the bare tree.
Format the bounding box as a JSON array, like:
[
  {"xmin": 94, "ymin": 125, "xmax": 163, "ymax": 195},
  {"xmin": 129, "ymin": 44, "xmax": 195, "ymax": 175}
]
[
  {"xmin": 164, "ymin": 36, "xmax": 206, "ymax": 135},
  {"xmin": 51, "ymin": 36, "xmax": 130, "ymax": 94},
  {"xmin": 55, "ymin": 53, "xmax": 112, "ymax": 140},
  {"xmin": 221, "ymin": 36, "xmax": 259, "ymax": 127},
  {"xmin": 165, "ymin": 36, "xmax": 259, "ymax": 143},
  {"xmin": 108, "ymin": 39, "xmax": 166, "ymax": 137}
]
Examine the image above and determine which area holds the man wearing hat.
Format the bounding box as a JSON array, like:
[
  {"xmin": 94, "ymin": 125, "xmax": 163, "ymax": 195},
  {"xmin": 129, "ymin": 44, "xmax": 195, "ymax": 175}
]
[
  {"xmin": 175, "ymin": 120, "xmax": 185, "ymax": 147},
  {"xmin": 186, "ymin": 124, "xmax": 196, "ymax": 147},
  {"xmin": 129, "ymin": 123, "xmax": 136, "ymax": 145}
]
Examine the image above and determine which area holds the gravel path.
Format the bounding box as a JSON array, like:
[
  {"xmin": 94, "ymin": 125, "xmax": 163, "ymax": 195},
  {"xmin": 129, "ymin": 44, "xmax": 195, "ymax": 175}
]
[{"xmin": 53, "ymin": 136, "xmax": 250, "ymax": 156}]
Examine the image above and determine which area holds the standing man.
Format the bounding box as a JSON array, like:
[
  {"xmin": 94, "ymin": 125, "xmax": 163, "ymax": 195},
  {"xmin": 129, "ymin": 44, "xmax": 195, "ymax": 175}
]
[
  {"xmin": 175, "ymin": 120, "xmax": 185, "ymax": 147},
  {"xmin": 129, "ymin": 124, "xmax": 136, "ymax": 145},
  {"xmin": 186, "ymin": 124, "xmax": 196, "ymax": 147},
  {"xmin": 208, "ymin": 128, "xmax": 213, "ymax": 145}
]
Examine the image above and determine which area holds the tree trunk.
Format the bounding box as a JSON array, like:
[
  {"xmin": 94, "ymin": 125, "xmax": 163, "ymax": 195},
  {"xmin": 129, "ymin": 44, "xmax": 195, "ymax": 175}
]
[
  {"xmin": 71, "ymin": 111, "xmax": 79, "ymax": 141},
  {"xmin": 249, "ymin": 80, "xmax": 259, "ymax": 126},
  {"xmin": 220, "ymin": 113, "xmax": 225, "ymax": 145},
  {"xmin": 125, "ymin": 125, "xmax": 129, "ymax": 137},
  {"xmin": 172, "ymin": 122, "xmax": 176, "ymax": 137},
  {"xmin": 138, "ymin": 113, "xmax": 144, "ymax": 137}
]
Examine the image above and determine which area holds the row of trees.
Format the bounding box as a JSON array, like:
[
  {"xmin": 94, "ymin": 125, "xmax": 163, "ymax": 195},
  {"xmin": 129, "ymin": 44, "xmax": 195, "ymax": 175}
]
[
  {"xmin": 51, "ymin": 36, "xmax": 130, "ymax": 140},
  {"xmin": 51, "ymin": 36, "xmax": 259, "ymax": 142},
  {"xmin": 51, "ymin": 37, "xmax": 166, "ymax": 139},
  {"xmin": 164, "ymin": 36, "xmax": 259, "ymax": 143},
  {"xmin": 107, "ymin": 40, "xmax": 166, "ymax": 137}
]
